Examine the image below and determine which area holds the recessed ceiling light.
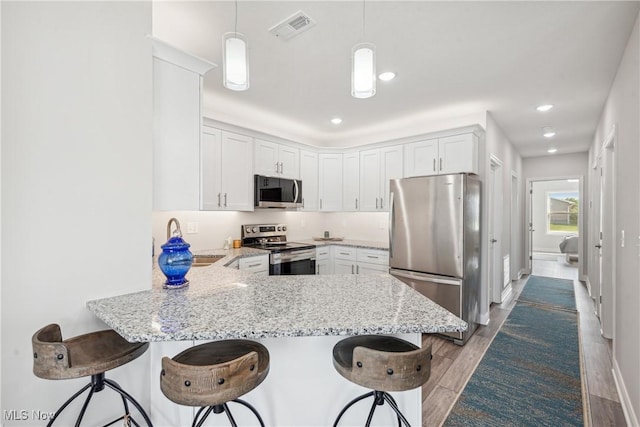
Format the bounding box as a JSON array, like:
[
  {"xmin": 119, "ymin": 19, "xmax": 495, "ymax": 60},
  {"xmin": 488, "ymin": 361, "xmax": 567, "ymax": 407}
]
[
  {"xmin": 330, "ymin": 117, "xmax": 342, "ymax": 125},
  {"xmin": 547, "ymin": 148, "xmax": 558, "ymax": 153},
  {"xmin": 378, "ymin": 71, "xmax": 396, "ymax": 81},
  {"xmin": 542, "ymin": 126, "xmax": 556, "ymax": 138},
  {"xmin": 536, "ymin": 104, "xmax": 554, "ymax": 112}
]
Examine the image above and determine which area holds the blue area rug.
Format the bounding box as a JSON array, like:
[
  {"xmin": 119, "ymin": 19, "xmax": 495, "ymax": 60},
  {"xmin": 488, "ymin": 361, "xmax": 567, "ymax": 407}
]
[
  {"xmin": 444, "ymin": 302, "xmax": 583, "ymax": 427},
  {"xmin": 518, "ymin": 275, "xmax": 576, "ymax": 311}
]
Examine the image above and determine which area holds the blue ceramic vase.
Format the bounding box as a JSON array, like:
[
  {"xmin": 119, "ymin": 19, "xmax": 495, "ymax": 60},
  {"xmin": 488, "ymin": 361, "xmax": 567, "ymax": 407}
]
[{"xmin": 158, "ymin": 235, "xmax": 193, "ymax": 289}]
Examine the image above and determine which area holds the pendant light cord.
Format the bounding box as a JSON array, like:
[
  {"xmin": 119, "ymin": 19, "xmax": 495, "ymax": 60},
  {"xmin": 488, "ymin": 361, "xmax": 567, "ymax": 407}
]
[
  {"xmin": 234, "ymin": 0, "xmax": 238, "ymax": 36},
  {"xmin": 362, "ymin": 0, "xmax": 366, "ymax": 37}
]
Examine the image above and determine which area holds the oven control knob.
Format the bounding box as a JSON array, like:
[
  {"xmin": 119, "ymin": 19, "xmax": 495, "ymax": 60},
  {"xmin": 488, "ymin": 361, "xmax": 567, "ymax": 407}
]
[
  {"xmin": 277, "ymin": 226, "xmax": 282, "ymax": 231},
  {"xmin": 282, "ymin": 226, "xmax": 287, "ymax": 231},
  {"xmin": 252, "ymin": 227, "xmax": 257, "ymax": 233},
  {"xmin": 245, "ymin": 227, "xmax": 251, "ymax": 234}
]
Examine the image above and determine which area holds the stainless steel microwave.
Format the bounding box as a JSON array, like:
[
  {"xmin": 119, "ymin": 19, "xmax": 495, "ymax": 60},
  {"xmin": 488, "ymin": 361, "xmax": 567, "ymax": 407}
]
[{"xmin": 254, "ymin": 175, "xmax": 302, "ymax": 208}]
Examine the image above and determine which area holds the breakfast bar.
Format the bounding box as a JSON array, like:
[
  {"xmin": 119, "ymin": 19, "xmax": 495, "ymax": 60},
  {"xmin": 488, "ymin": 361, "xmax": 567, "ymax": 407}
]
[{"xmin": 87, "ymin": 253, "xmax": 467, "ymax": 426}]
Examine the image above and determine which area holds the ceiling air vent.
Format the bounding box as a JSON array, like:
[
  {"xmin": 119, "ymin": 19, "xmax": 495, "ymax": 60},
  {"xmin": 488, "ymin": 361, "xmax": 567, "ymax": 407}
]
[{"xmin": 268, "ymin": 11, "xmax": 316, "ymax": 40}]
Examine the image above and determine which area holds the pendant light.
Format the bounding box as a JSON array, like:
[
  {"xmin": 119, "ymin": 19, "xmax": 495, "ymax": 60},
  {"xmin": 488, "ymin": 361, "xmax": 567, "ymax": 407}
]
[
  {"xmin": 223, "ymin": 0, "xmax": 249, "ymax": 91},
  {"xmin": 351, "ymin": 1, "xmax": 376, "ymax": 98}
]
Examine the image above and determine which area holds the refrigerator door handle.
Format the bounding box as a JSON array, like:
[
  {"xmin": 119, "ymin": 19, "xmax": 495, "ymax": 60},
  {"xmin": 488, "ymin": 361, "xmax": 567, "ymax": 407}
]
[
  {"xmin": 390, "ymin": 268, "xmax": 461, "ymax": 286},
  {"xmin": 389, "ymin": 191, "xmax": 395, "ymax": 258}
]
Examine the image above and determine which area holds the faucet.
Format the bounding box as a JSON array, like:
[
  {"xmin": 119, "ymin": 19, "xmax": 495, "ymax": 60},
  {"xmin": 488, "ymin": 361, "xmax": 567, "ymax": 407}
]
[{"xmin": 166, "ymin": 218, "xmax": 183, "ymax": 240}]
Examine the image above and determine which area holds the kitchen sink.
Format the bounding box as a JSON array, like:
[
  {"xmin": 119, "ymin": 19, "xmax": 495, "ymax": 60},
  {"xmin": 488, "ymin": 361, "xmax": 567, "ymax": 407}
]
[{"xmin": 191, "ymin": 254, "xmax": 225, "ymax": 267}]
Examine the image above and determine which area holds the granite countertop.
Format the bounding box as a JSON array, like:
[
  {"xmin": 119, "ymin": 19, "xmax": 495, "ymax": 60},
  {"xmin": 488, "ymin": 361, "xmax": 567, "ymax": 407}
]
[{"xmin": 88, "ymin": 240, "xmax": 464, "ymax": 343}]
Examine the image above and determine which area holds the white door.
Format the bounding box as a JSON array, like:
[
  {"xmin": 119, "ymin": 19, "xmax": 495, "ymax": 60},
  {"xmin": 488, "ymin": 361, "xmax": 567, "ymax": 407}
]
[
  {"xmin": 318, "ymin": 153, "xmax": 343, "ymax": 211},
  {"xmin": 254, "ymin": 139, "xmax": 279, "ymax": 177},
  {"xmin": 343, "ymin": 152, "xmax": 360, "ymax": 211},
  {"xmin": 299, "ymin": 150, "xmax": 318, "ymax": 211},
  {"xmin": 278, "ymin": 144, "xmax": 299, "ymax": 179},
  {"xmin": 489, "ymin": 156, "xmax": 503, "ymax": 303},
  {"xmin": 359, "ymin": 149, "xmax": 380, "ymax": 211},
  {"xmin": 200, "ymin": 126, "xmax": 222, "ymax": 210},
  {"xmin": 221, "ymin": 131, "xmax": 253, "ymax": 211},
  {"xmin": 600, "ymin": 139, "xmax": 616, "ymax": 339},
  {"xmin": 379, "ymin": 145, "xmax": 403, "ymax": 211},
  {"xmin": 404, "ymin": 139, "xmax": 438, "ymax": 177}
]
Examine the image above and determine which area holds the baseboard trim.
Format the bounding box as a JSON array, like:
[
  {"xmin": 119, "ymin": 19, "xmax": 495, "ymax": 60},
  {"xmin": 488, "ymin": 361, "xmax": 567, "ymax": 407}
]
[
  {"xmin": 612, "ymin": 357, "xmax": 639, "ymax": 427},
  {"xmin": 501, "ymin": 284, "xmax": 513, "ymax": 304},
  {"xmin": 584, "ymin": 277, "xmax": 592, "ymax": 297},
  {"xmin": 478, "ymin": 310, "xmax": 490, "ymax": 326}
]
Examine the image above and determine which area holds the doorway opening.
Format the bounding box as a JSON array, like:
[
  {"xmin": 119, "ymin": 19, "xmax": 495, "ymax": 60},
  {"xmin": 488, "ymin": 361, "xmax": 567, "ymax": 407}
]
[{"xmin": 527, "ymin": 178, "xmax": 581, "ymax": 282}]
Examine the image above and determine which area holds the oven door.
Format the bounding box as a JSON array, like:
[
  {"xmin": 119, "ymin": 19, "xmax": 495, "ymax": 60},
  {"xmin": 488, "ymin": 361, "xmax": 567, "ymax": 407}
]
[{"xmin": 270, "ymin": 249, "xmax": 316, "ymax": 275}]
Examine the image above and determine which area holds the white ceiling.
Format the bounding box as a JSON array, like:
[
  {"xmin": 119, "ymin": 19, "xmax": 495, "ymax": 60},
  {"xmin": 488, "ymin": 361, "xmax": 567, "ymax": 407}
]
[{"xmin": 152, "ymin": 1, "xmax": 639, "ymax": 157}]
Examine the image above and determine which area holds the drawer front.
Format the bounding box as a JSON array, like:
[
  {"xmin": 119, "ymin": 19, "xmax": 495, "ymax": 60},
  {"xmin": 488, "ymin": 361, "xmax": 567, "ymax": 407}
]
[
  {"xmin": 333, "ymin": 246, "xmax": 356, "ymax": 261},
  {"xmin": 316, "ymin": 246, "xmax": 331, "ymax": 260},
  {"xmin": 239, "ymin": 255, "xmax": 269, "ymax": 272},
  {"xmin": 357, "ymin": 248, "xmax": 389, "ymax": 265}
]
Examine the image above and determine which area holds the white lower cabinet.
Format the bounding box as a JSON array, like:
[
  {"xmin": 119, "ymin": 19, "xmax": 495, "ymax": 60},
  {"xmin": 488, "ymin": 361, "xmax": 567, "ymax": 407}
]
[
  {"xmin": 315, "ymin": 246, "xmax": 332, "ymax": 274},
  {"xmin": 239, "ymin": 255, "xmax": 269, "ymax": 275},
  {"xmin": 331, "ymin": 246, "xmax": 388, "ymax": 275}
]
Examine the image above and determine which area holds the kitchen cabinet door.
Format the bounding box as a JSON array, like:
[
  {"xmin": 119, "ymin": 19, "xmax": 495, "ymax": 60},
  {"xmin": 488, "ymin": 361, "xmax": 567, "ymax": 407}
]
[
  {"xmin": 201, "ymin": 127, "xmax": 253, "ymax": 211},
  {"xmin": 220, "ymin": 131, "xmax": 254, "ymax": 211},
  {"xmin": 254, "ymin": 139, "xmax": 300, "ymax": 179},
  {"xmin": 380, "ymin": 145, "xmax": 403, "ymax": 210},
  {"xmin": 359, "ymin": 149, "xmax": 380, "ymax": 211},
  {"xmin": 357, "ymin": 262, "xmax": 389, "ymax": 275},
  {"xmin": 439, "ymin": 133, "xmax": 478, "ymax": 175},
  {"xmin": 404, "ymin": 138, "xmax": 438, "ymax": 177},
  {"xmin": 333, "ymin": 259, "xmax": 355, "ymax": 275},
  {"xmin": 343, "ymin": 152, "xmax": 360, "ymax": 211},
  {"xmin": 299, "ymin": 149, "xmax": 318, "ymax": 211},
  {"xmin": 318, "ymin": 153, "xmax": 343, "ymax": 211}
]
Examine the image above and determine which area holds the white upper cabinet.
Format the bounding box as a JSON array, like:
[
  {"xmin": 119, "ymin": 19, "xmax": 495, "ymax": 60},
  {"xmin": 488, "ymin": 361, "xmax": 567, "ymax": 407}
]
[
  {"xmin": 299, "ymin": 149, "xmax": 319, "ymax": 211},
  {"xmin": 404, "ymin": 133, "xmax": 478, "ymax": 177},
  {"xmin": 151, "ymin": 38, "xmax": 216, "ymax": 211},
  {"xmin": 319, "ymin": 153, "xmax": 343, "ymax": 211},
  {"xmin": 201, "ymin": 127, "xmax": 253, "ymax": 211},
  {"xmin": 343, "ymin": 152, "xmax": 360, "ymax": 212},
  {"xmin": 254, "ymin": 139, "xmax": 300, "ymax": 179},
  {"xmin": 359, "ymin": 145, "xmax": 403, "ymax": 211}
]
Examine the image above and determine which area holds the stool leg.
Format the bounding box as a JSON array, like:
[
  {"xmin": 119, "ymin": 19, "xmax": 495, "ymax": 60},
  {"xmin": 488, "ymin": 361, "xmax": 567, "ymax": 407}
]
[
  {"xmin": 222, "ymin": 403, "xmax": 238, "ymax": 427},
  {"xmin": 382, "ymin": 392, "xmax": 411, "ymax": 427},
  {"xmin": 193, "ymin": 406, "xmax": 214, "ymax": 427},
  {"xmin": 333, "ymin": 391, "xmax": 375, "ymax": 427},
  {"xmin": 73, "ymin": 383, "xmax": 98, "ymax": 427},
  {"xmin": 46, "ymin": 383, "xmax": 92, "ymax": 427},
  {"xmin": 103, "ymin": 378, "xmax": 153, "ymax": 427},
  {"xmin": 230, "ymin": 399, "xmax": 265, "ymax": 427},
  {"xmin": 364, "ymin": 392, "xmax": 383, "ymax": 427}
]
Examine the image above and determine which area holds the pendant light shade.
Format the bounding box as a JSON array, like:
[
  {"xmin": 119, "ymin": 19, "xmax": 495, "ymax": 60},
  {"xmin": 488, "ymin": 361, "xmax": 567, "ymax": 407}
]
[
  {"xmin": 223, "ymin": 32, "xmax": 249, "ymax": 91},
  {"xmin": 351, "ymin": 42, "xmax": 376, "ymax": 99}
]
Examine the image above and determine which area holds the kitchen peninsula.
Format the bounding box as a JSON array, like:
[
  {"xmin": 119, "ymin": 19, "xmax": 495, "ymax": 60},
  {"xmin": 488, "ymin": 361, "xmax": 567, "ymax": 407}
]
[{"xmin": 87, "ymin": 249, "xmax": 467, "ymax": 426}]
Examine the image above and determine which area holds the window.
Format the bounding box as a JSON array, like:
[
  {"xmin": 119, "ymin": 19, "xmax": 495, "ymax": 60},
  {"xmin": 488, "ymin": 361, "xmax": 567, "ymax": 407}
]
[{"xmin": 546, "ymin": 191, "xmax": 579, "ymax": 234}]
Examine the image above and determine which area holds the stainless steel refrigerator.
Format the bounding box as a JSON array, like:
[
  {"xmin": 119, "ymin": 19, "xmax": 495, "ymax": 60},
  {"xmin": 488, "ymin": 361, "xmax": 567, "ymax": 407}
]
[{"xmin": 389, "ymin": 173, "xmax": 481, "ymax": 344}]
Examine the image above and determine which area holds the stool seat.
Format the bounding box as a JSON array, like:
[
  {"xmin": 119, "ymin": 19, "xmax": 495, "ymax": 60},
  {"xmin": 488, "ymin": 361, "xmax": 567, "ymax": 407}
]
[
  {"xmin": 33, "ymin": 324, "xmax": 148, "ymax": 380},
  {"xmin": 161, "ymin": 339, "xmax": 270, "ymax": 408},
  {"xmin": 333, "ymin": 335, "xmax": 430, "ymax": 392},
  {"xmin": 332, "ymin": 335, "xmax": 432, "ymax": 427},
  {"xmin": 31, "ymin": 323, "xmax": 152, "ymax": 427}
]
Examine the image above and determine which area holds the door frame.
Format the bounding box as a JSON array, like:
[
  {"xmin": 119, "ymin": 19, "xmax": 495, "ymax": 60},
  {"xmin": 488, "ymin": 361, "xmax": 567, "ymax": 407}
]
[
  {"xmin": 510, "ymin": 171, "xmax": 521, "ymax": 281},
  {"xmin": 599, "ymin": 126, "xmax": 616, "ymax": 339},
  {"xmin": 488, "ymin": 154, "xmax": 505, "ymax": 304},
  {"xmin": 525, "ymin": 176, "xmax": 584, "ymax": 279}
]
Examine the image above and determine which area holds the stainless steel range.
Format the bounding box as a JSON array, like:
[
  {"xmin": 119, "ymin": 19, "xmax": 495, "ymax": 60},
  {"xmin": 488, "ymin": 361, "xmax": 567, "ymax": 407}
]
[{"xmin": 241, "ymin": 224, "xmax": 316, "ymax": 275}]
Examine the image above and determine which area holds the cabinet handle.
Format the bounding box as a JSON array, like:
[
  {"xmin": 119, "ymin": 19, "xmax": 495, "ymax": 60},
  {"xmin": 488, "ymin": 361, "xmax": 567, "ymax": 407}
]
[
  {"xmin": 248, "ymin": 263, "xmax": 261, "ymax": 268},
  {"xmin": 356, "ymin": 265, "xmax": 359, "ymax": 274},
  {"xmin": 316, "ymin": 265, "xmax": 319, "ymax": 274},
  {"xmin": 217, "ymin": 193, "xmax": 221, "ymax": 207},
  {"xmin": 275, "ymin": 162, "xmax": 279, "ymax": 173},
  {"xmin": 351, "ymin": 264, "xmax": 354, "ymax": 274},
  {"xmin": 279, "ymin": 162, "xmax": 283, "ymax": 174},
  {"xmin": 302, "ymin": 198, "xmax": 305, "ymax": 208},
  {"xmin": 355, "ymin": 198, "xmax": 358, "ymax": 209},
  {"xmin": 433, "ymin": 158, "xmax": 436, "ymax": 172},
  {"xmin": 224, "ymin": 193, "xmax": 227, "ymax": 207},
  {"xmin": 440, "ymin": 158, "xmax": 443, "ymax": 171},
  {"xmin": 380, "ymin": 197, "xmax": 384, "ymax": 209},
  {"xmin": 375, "ymin": 197, "xmax": 379, "ymax": 209},
  {"xmin": 367, "ymin": 255, "xmax": 379, "ymax": 259},
  {"xmin": 320, "ymin": 199, "xmax": 323, "ymax": 209}
]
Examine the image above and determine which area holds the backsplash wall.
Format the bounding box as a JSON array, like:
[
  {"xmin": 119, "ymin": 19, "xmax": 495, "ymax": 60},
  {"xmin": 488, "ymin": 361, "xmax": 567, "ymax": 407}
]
[{"xmin": 152, "ymin": 210, "xmax": 389, "ymax": 252}]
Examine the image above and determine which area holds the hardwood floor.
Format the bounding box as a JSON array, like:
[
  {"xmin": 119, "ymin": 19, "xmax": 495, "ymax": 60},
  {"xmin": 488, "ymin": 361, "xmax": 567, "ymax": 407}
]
[{"xmin": 421, "ymin": 255, "xmax": 626, "ymax": 426}]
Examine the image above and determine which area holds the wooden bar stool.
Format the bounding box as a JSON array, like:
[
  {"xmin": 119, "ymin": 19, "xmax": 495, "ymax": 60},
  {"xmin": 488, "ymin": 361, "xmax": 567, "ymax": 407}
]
[
  {"xmin": 160, "ymin": 339, "xmax": 270, "ymax": 427},
  {"xmin": 32, "ymin": 323, "xmax": 152, "ymax": 427},
  {"xmin": 332, "ymin": 335, "xmax": 432, "ymax": 427}
]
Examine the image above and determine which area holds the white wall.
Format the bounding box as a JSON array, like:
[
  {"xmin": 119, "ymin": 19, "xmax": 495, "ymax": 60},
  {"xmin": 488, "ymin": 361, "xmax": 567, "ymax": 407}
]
[
  {"xmin": 481, "ymin": 113, "xmax": 523, "ymax": 321},
  {"xmin": 531, "ymin": 180, "xmax": 579, "ymax": 253},
  {"xmin": 588, "ymin": 11, "xmax": 640, "ymax": 425},
  {"xmin": 153, "ymin": 210, "xmax": 389, "ymax": 253},
  {"xmin": 2, "ymin": 2, "xmax": 152, "ymax": 425}
]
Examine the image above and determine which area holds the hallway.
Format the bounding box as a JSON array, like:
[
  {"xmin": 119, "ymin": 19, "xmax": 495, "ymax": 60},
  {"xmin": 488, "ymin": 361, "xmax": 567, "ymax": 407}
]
[{"xmin": 421, "ymin": 254, "xmax": 626, "ymax": 426}]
